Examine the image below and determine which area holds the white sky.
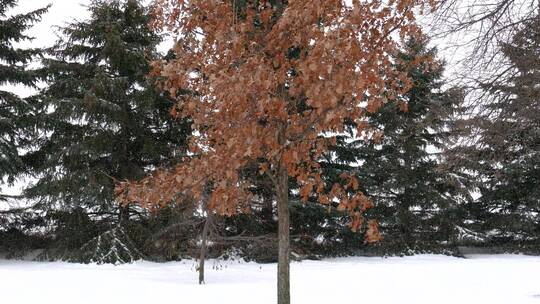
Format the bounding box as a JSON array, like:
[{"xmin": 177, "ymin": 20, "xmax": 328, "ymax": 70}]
[
  {"xmin": 11, "ymin": 0, "xmax": 92, "ymax": 46},
  {"xmin": 1, "ymin": 0, "xmax": 173, "ymax": 98},
  {"xmin": 1, "ymin": 0, "xmax": 91, "ymax": 98}
]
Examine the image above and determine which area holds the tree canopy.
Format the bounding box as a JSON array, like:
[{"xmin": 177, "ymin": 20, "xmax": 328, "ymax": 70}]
[{"xmin": 117, "ymin": 1, "xmax": 435, "ymax": 303}]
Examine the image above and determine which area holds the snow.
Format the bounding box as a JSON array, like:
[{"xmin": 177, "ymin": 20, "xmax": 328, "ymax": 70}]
[{"xmin": 1, "ymin": 255, "xmax": 539, "ymax": 304}]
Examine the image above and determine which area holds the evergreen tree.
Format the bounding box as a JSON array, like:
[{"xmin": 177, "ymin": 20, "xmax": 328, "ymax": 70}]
[
  {"xmin": 24, "ymin": 0, "xmax": 190, "ymax": 263},
  {"xmin": 321, "ymin": 36, "xmax": 467, "ymax": 254},
  {"xmin": 0, "ymin": 0, "xmax": 47, "ymax": 191},
  {"xmin": 462, "ymin": 15, "xmax": 540, "ymax": 248}
]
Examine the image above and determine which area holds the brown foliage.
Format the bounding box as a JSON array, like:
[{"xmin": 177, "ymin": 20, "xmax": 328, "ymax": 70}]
[{"xmin": 116, "ymin": 0, "xmax": 435, "ymax": 241}]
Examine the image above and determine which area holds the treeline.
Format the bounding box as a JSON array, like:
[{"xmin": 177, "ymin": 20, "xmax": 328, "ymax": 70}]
[{"xmin": 0, "ymin": 0, "xmax": 538, "ymax": 264}]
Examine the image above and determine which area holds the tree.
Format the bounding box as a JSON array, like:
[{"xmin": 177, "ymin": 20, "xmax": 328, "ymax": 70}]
[
  {"xmin": 0, "ymin": 0, "xmax": 48, "ymax": 193},
  {"xmin": 24, "ymin": 0, "xmax": 190, "ymax": 263},
  {"xmin": 311, "ymin": 36, "xmax": 467, "ymax": 255},
  {"xmin": 433, "ymin": 0, "xmax": 540, "ymax": 77},
  {"xmin": 354, "ymin": 36, "xmax": 467, "ymax": 252},
  {"xmin": 0, "ymin": 0, "xmax": 48, "ymax": 257},
  {"xmin": 453, "ymin": 14, "xmax": 540, "ymax": 247},
  {"xmin": 117, "ymin": 1, "xmax": 432, "ymax": 303},
  {"xmin": 435, "ymin": 0, "xmax": 539, "ymax": 57}
]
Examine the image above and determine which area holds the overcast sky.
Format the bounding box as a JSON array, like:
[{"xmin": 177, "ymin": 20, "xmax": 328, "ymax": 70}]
[
  {"xmin": 11, "ymin": 0, "xmax": 92, "ymax": 47},
  {"xmin": 2, "ymin": 0, "xmax": 176, "ymax": 97},
  {"xmin": 1, "ymin": 1, "xmax": 91, "ymax": 99}
]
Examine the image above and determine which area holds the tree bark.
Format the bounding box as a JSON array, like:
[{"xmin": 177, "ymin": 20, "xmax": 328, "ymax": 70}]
[
  {"xmin": 198, "ymin": 186, "xmax": 213, "ymax": 284},
  {"xmin": 119, "ymin": 205, "xmax": 130, "ymax": 224},
  {"xmin": 198, "ymin": 210, "xmax": 213, "ymax": 284},
  {"xmin": 276, "ymin": 160, "xmax": 290, "ymax": 304}
]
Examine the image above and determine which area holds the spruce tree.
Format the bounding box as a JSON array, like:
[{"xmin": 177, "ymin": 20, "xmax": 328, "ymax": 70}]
[
  {"xmin": 463, "ymin": 15, "xmax": 540, "ymax": 248},
  {"xmin": 24, "ymin": 0, "xmax": 190, "ymax": 263},
  {"xmin": 322, "ymin": 36, "xmax": 467, "ymax": 254},
  {"xmin": 0, "ymin": 0, "xmax": 47, "ymax": 191}
]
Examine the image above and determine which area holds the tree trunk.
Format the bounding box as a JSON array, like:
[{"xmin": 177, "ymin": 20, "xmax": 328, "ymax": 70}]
[
  {"xmin": 276, "ymin": 161, "xmax": 290, "ymax": 304},
  {"xmin": 198, "ymin": 187, "xmax": 213, "ymax": 285},
  {"xmin": 198, "ymin": 211, "xmax": 212, "ymax": 284},
  {"xmin": 119, "ymin": 205, "xmax": 130, "ymax": 224}
]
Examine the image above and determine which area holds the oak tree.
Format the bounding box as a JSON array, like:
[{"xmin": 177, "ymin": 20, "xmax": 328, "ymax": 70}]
[{"xmin": 117, "ymin": 1, "xmax": 434, "ymax": 303}]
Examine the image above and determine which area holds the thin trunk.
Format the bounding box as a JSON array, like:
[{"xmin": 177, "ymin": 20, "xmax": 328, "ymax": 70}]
[
  {"xmin": 198, "ymin": 187, "xmax": 213, "ymax": 284},
  {"xmin": 198, "ymin": 210, "xmax": 212, "ymax": 284},
  {"xmin": 262, "ymin": 195, "xmax": 274, "ymax": 226},
  {"xmin": 119, "ymin": 96, "xmax": 131, "ymax": 226},
  {"xmin": 274, "ymin": 67, "xmax": 290, "ymax": 303},
  {"xmin": 119, "ymin": 205, "xmax": 129, "ymax": 224},
  {"xmin": 276, "ymin": 162, "xmax": 290, "ymax": 304}
]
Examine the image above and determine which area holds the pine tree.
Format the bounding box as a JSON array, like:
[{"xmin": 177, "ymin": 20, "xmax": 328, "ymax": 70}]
[
  {"xmin": 324, "ymin": 36, "xmax": 467, "ymax": 254},
  {"xmin": 0, "ymin": 0, "xmax": 48, "ymax": 191},
  {"xmin": 462, "ymin": 15, "xmax": 540, "ymax": 248},
  {"xmin": 24, "ymin": 0, "xmax": 190, "ymax": 263}
]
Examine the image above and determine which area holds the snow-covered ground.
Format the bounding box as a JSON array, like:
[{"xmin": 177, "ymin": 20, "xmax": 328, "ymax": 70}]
[{"xmin": 1, "ymin": 254, "xmax": 539, "ymax": 304}]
